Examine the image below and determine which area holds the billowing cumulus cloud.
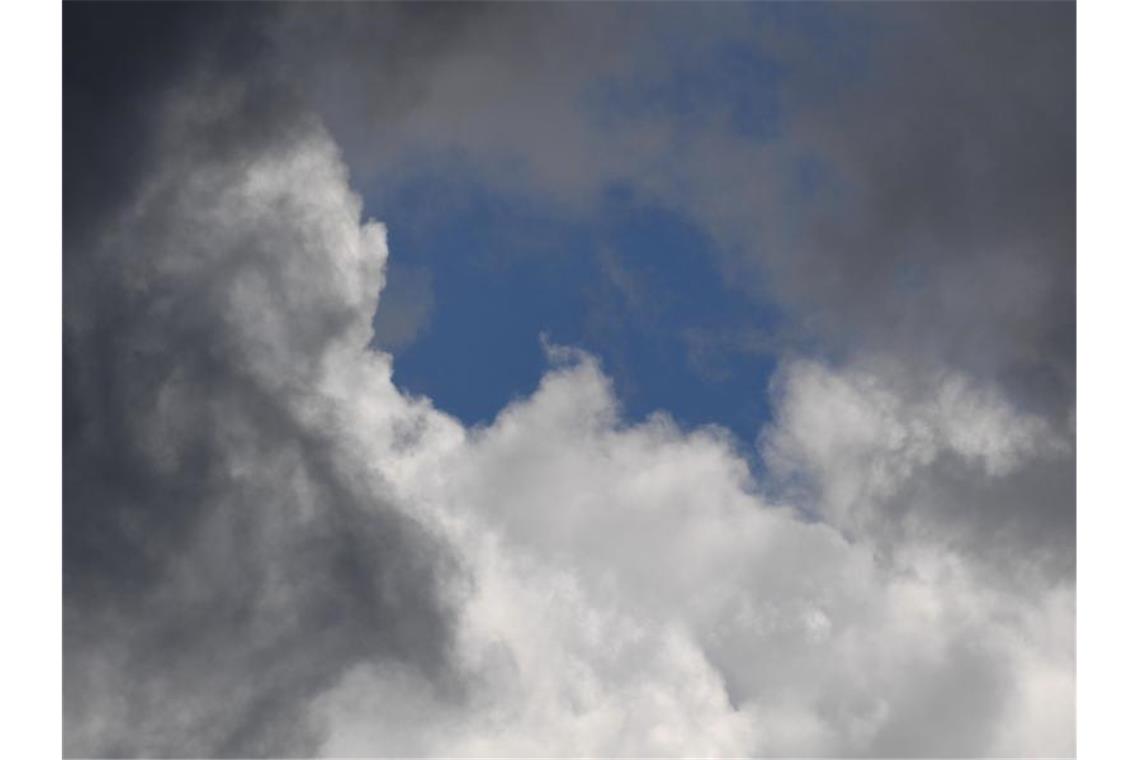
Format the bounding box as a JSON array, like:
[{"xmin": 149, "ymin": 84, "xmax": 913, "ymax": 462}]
[
  {"xmin": 65, "ymin": 79, "xmax": 1072, "ymax": 756},
  {"xmin": 64, "ymin": 3, "xmax": 1074, "ymax": 758},
  {"xmin": 333, "ymin": 348, "xmax": 1072, "ymax": 756}
]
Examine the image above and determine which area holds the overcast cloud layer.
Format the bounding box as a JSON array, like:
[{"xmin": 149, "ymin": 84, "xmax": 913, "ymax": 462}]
[{"xmin": 64, "ymin": 4, "xmax": 1074, "ymax": 757}]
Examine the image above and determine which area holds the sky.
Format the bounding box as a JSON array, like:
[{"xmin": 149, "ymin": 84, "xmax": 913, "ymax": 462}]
[
  {"xmin": 63, "ymin": 3, "xmax": 1075, "ymax": 757},
  {"xmin": 374, "ymin": 181, "xmax": 781, "ymax": 444}
]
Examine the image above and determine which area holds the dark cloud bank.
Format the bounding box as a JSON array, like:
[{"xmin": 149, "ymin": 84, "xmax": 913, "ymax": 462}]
[
  {"xmin": 64, "ymin": 3, "xmax": 1075, "ymax": 757},
  {"xmin": 65, "ymin": 6, "xmax": 461, "ymax": 755}
]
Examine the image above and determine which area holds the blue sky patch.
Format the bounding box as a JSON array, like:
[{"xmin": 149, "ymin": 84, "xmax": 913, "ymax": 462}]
[{"xmin": 369, "ymin": 178, "xmax": 782, "ymax": 446}]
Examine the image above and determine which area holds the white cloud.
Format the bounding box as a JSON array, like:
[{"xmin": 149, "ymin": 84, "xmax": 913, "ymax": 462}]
[
  {"xmin": 66, "ymin": 83, "xmax": 1074, "ymax": 756},
  {"xmin": 325, "ymin": 349, "xmax": 1074, "ymax": 756}
]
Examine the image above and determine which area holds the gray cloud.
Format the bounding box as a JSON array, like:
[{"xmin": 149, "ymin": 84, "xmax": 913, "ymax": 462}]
[
  {"xmin": 763, "ymin": 357, "xmax": 1074, "ymax": 587},
  {"xmin": 747, "ymin": 4, "xmax": 1075, "ymax": 409},
  {"xmin": 64, "ymin": 3, "xmax": 1074, "ymax": 756},
  {"xmin": 94, "ymin": 4, "xmax": 1069, "ymax": 418},
  {"xmin": 253, "ymin": 3, "xmax": 1072, "ymax": 407},
  {"xmin": 371, "ymin": 262, "xmax": 436, "ymax": 353},
  {"xmin": 269, "ymin": 1, "xmax": 1075, "ymax": 571},
  {"xmin": 64, "ymin": 16, "xmax": 462, "ymax": 752}
]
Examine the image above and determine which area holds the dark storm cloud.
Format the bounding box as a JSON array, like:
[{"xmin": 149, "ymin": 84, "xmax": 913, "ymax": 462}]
[
  {"xmin": 64, "ymin": 4, "xmax": 462, "ymax": 755},
  {"xmin": 64, "ymin": 3, "xmax": 274, "ymax": 248}
]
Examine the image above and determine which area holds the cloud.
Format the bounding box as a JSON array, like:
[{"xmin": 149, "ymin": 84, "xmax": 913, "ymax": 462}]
[
  {"xmin": 370, "ymin": 262, "xmax": 436, "ymax": 353},
  {"xmin": 254, "ymin": 3, "xmax": 1073, "ymax": 418},
  {"xmin": 316, "ymin": 346, "xmax": 1074, "ymax": 756},
  {"xmin": 741, "ymin": 4, "xmax": 1075, "ymax": 410},
  {"xmin": 64, "ymin": 72, "xmax": 1073, "ymax": 754},
  {"xmin": 763, "ymin": 358, "xmax": 1074, "ymax": 582},
  {"xmin": 63, "ymin": 77, "xmax": 463, "ymax": 756},
  {"xmin": 65, "ymin": 2, "xmax": 1074, "ymax": 418},
  {"xmin": 63, "ymin": 4, "xmax": 1074, "ymax": 756}
]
